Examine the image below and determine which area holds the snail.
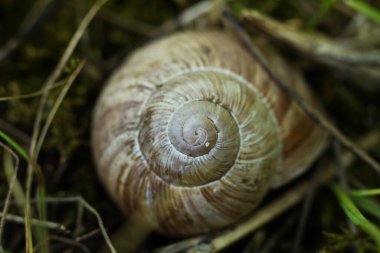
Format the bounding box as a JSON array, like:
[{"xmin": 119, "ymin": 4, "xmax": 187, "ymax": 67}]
[{"xmin": 91, "ymin": 30, "xmax": 327, "ymax": 237}]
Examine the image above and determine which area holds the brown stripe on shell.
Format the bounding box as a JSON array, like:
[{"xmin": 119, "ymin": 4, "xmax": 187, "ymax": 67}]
[
  {"xmin": 199, "ymin": 187, "xmax": 246, "ymax": 218},
  {"xmin": 153, "ymin": 182, "xmax": 200, "ymax": 235},
  {"xmin": 119, "ymin": 153, "xmax": 151, "ymax": 213},
  {"xmin": 93, "ymin": 101, "xmax": 140, "ymax": 155},
  {"xmin": 282, "ymin": 108, "xmax": 317, "ymax": 158}
]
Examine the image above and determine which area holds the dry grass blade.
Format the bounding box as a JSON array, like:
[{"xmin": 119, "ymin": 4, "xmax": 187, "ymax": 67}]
[
  {"xmin": 98, "ymin": 215, "xmax": 152, "ymax": 253},
  {"xmin": 0, "ymin": 143, "xmax": 21, "ymax": 252},
  {"xmin": 73, "ymin": 198, "xmax": 116, "ymax": 253},
  {"xmin": 29, "ymin": 0, "xmax": 108, "ymax": 160},
  {"xmin": 210, "ymin": 182, "xmax": 309, "ymax": 252},
  {"xmin": 23, "ymin": 0, "xmax": 108, "ymax": 251},
  {"xmin": 3, "ymin": 148, "xmax": 25, "ymax": 210},
  {"xmin": 34, "ymin": 60, "xmax": 85, "ymax": 159},
  {"xmin": 0, "ymin": 81, "xmax": 66, "ymax": 102},
  {"xmin": 0, "ymin": 212, "xmax": 70, "ymax": 234},
  {"xmin": 2, "ymin": 195, "xmax": 116, "ymax": 252},
  {"xmin": 222, "ymin": 9, "xmax": 380, "ymax": 174},
  {"xmin": 44, "ymin": 197, "xmax": 116, "ymax": 253},
  {"xmin": 240, "ymin": 9, "xmax": 380, "ymax": 90},
  {"xmin": 74, "ymin": 198, "xmax": 84, "ymax": 236},
  {"xmin": 75, "ymin": 229, "xmax": 101, "ymax": 242},
  {"xmin": 23, "ymin": 60, "xmax": 84, "ymax": 253},
  {"xmin": 241, "ymin": 9, "xmax": 380, "ymax": 66}
]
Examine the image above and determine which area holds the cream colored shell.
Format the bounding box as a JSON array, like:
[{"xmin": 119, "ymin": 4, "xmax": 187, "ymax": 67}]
[{"xmin": 91, "ymin": 30, "xmax": 327, "ymax": 236}]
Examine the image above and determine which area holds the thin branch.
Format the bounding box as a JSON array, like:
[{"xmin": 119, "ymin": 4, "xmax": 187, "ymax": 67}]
[
  {"xmin": 44, "ymin": 196, "xmax": 116, "ymax": 253},
  {"xmin": 0, "ymin": 212, "xmax": 70, "ymax": 234},
  {"xmin": 1, "ymin": 196, "xmax": 116, "ymax": 253},
  {"xmin": 222, "ymin": 9, "xmax": 380, "ymax": 174},
  {"xmin": 212, "ymin": 182, "xmax": 309, "ymax": 252},
  {"xmin": 241, "ymin": 9, "xmax": 380, "ymax": 66},
  {"xmin": 75, "ymin": 229, "xmax": 101, "ymax": 242},
  {"xmin": 240, "ymin": 9, "xmax": 380, "ymax": 85}
]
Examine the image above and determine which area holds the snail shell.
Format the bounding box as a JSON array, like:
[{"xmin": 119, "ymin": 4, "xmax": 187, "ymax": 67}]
[{"xmin": 91, "ymin": 30, "xmax": 327, "ymax": 236}]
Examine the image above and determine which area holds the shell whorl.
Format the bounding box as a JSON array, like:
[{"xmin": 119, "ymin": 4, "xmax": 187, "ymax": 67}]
[
  {"xmin": 138, "ymin": 69, "xmax": 281, "ymax": 188},
  {"xmin": 92, "ymin": 31, "xmax": 327, "ymax": 236}
]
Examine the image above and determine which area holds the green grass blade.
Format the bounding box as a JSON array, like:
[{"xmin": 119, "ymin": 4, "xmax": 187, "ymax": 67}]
[
  {"xmin": 332, "ymin": 184, "xmax": 380, "ymax": 247},
  {"xmin": 353, "ymin": 196, "xmax": 380, "ymax": 220},
  {"xmin": 0, "ymin": 130, "xmax": 29, "ymax": 160},
  {"xmin": 345, "ymin": 0, "xmax": 380, "ymax": 25},
  {"xmin": 351, "ymin": 188, "xmax": 380, "ymax": 197}
]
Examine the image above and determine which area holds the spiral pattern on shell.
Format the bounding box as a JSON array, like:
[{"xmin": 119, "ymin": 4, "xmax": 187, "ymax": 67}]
[
  {"xmin": 92, "ymin": 31, "xmax": 327, "ymax": 236},
  {"xmin": 139, "ymin": 69, "xmax": 281, "ymax": 188}
]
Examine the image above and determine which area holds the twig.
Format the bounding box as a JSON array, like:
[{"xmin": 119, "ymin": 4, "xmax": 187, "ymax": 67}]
[
  {"xmin": 98, "ymin": 214, "xmax": 152, "ymax": 253},
  {"xmin": 74, "ymin": 198, "xmax": 85, "ymax": 236},
  {"xmin": 222, "ymin": 9, "xmax": 380, "ymax": 174},
  {"xmin": 2, "ymin": 196, "xmax": 116, "ymax": 253},
  {"xmin": 50, "ymin": 196, "xmax": 116, "ymax": 253},
  {"xmin": 210, "ymin": 181, "xmax": 309, "ymax": 252},
  {"xmin": 243, "ymin": 13, "xmax": 380, "ymax": 93},
  {"xmin": 0, "ymin": 212, "xmax": 70, "ymax": 234},
  {"xmin": 75, "ymin": 229, "xmax": 101, "ymax": 242}
]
